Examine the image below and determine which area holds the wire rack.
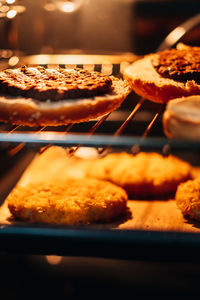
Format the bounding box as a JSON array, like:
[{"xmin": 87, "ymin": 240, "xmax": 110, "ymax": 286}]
[{"xmin": 0, "ymin": 59, "xmax": 200, "ymax": 159}]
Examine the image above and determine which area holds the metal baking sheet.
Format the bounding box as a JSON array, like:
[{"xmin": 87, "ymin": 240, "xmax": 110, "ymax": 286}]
[
  {"xmin": 0, "ymin": 149, "xmax": 200, "ymax": 262},
  {"xmin": 1, "ymin": 198, "xmax": 200, "ymax": 262}
]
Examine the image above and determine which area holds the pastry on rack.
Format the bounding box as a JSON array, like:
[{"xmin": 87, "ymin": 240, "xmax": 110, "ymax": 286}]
[
  {"xmin": 123, "ymin": 43, "xmax": 200, "ymax": 103},
  {"xmin": 162, "ymin": 95, "xmax": 200, "ymax": 140},
  {"xmin": 0, "ymin": 66, "xmax": 131, "ymax": 126}
]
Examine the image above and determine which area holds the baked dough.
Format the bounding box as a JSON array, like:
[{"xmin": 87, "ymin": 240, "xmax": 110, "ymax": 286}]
[
  {"xmin": 7, "ymin": 178, "xmax": 128, "ymax": 225},
  {"xmin": 0, "ymin": 67, "xmax": 131, "ymax": 126},
  {"xmin": 85, "ymin": 152, "xmax": 192, "ymax": 198},
  {"xmin": 162, "ymin": 95, "xmax": 200, "ymax": 140},
  {"xmin": 176, "ymin": 178, "xmax": 200, "ymax": 221},
  {"xmin": 123, "ymin": 45, "xmax": 200, "ymax": 103}
]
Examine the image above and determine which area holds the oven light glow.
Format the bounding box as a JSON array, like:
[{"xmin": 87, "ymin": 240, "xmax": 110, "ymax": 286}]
[
  {"xmin": 46, "ymin": 255, "xmax": 62, "ymax": 265},
  {"xmin": 7, "ymin": 9, "xmax": 17, "ymax": 18},
  {"xmin": 8, "ymin": 55, "xmax": 19, "ymax": 66},
  {"xmin": 6, "ymin": 0, "xmax": 16, "ymax": 4},
  {"xmin": 1, "ymin": 5, "xmax": 9, "ymax": 13},
  {"xmin": 44, "ymin": 2, "xmax": 56, "ymax": 11},
  {"xmin": 59, "ymin": 2, "xmax": 75, "ymax": 13},
  {"xmin": 165, "ymin": 27, "xmax": 185, "ymax": 47},
  {"xmin": 45, "ymin": 0, "xmax": 83, "ymax": 13}
]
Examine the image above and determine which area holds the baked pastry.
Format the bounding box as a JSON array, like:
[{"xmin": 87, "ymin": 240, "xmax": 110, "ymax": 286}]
[
  {"xmin": 175, "ymin": 178, "xmax": 200, "ymax": 221},
  {"xmin": 123, "ymin": 44, "xmax": 200, "ymax": 103},
  {"xmin": 85, "ymin": 152, "xmax": 192, "ymax": 198},
  {"xmin": 7, "ymin": 178, "xmax": 128, "ymax": 225},
  {"xmin": 0, "ymin": 66, "xmax": 131, "ymax": 126},
  {"xmin": 162, "ymin": 95, "xmax": 200, "ymax": 140}
]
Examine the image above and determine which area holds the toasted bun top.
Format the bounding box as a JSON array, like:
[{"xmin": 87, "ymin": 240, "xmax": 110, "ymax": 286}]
[
  {"xmin": 123, "ymin": 44, "xmax": 200, "ymax": 103},
  {"xmin": 0, "ymin": 67, "xmax": 131, "ymax": 126}
]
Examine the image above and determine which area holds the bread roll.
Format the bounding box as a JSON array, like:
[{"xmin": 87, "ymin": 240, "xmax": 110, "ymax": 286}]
[
  {"xmin": 163, "ymin": 95, "xmax": 200, "ymax": 139},
  {"xmin": 0, "ymin": 67, "xmax": 131, "ymax": 126}
]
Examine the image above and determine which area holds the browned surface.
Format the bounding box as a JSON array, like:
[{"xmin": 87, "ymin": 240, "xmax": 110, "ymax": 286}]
[
  {"xmin": 1, "ymin": 198, "xmax": 200, "ymax": 233},
  {"xmin": 1, "ymin": 147, "xmax": 199, "ymax": 233},
  {"xmin": 153, "ymin": 48, "xmax": 200, "ymax": 83},
  {"xmin": 0, "ymin": 66, "xmax": 112, "ymax": 101}
]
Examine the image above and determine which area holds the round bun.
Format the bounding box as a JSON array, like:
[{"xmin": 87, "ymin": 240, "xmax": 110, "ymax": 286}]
[
  {"xmin": 0, "ymin": 75, "xmax": 131, "ymax": 126},
  {"xmin": 7, "ymin": 178, "xmax": 128, "ymax": 225},
  {"xmin": 163, "ymin": 95, "xmax": 200, "ymax": 140},
  {"xmin": 123, "ymin": 52, "xmax": 200, "ymax": 104}
]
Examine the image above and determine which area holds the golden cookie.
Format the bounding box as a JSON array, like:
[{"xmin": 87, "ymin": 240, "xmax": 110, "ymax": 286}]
[
  {"xmin": 86, "ymin": 152, "xmax": 192, "ymax": 198},
  {"xmin": 176, "ymin": 178, "xmax": 200, "ymax": 221},
  {"xmin": 7, "ymin": 178, "xmax": 128, "ymax": 225}
]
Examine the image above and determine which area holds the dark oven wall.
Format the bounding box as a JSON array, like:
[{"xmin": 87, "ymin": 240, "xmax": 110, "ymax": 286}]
[{"xmin": 0, "ymin": 0, "xmax": 200, "ymax": 55}]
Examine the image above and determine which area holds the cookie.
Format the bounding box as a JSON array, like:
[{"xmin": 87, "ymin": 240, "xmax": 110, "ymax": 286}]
[
  {"xmin": 86, "ymin": 152, "xmax": 192, "ymax": 198},
  {"xmin": 7, "ymin": 178, "xmax": 128, "ymax": 225},
  {"xmin": 176, "ymin": 178, "xmax": 200, "ymax": 221}
]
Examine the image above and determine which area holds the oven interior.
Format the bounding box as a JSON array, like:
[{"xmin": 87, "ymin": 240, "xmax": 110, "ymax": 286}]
[{"xmin": 0, "ymin": 1, "xmax": 200, "ymax": 299}]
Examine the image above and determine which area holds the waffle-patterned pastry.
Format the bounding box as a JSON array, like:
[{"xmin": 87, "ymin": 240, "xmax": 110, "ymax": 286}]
[{"xmin": 0, "ymin": 66, "xmax": 131, "ymax": 126}]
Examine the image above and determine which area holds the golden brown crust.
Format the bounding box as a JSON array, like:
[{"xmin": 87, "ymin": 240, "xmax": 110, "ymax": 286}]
[
  {"xmin": 152, "ymin": 48, "xmax": 200, "ymax": 83},
  {"xmin": 175, "ymin": 178, "xmax": 200, "ymax": 221},
  {"xmin": 85, "ymin": 152, "xmax": 192, "ymax": 198},
  {"xmin": 0, "ymin": 77, "xmax": 131, "ymax": 126},
  {"xmin": 162, "ymin": 95, "xmax": 200, "ymax": 139},
  {"xmin": 123, "ymin": 52, "xmax": 200, "ymax": 104},
  {"xmin": 190, "ymin": 166, "xmax": 200, "ymax": 180},
  {"xmin": 7, "ymin": 178, "xmax": 128, "ymax": 225}
]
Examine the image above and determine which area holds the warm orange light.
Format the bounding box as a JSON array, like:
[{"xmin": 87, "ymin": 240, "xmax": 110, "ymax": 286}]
[
  {"xmin": 8, "ymin": 56, "xmax": 19, "ymax": 66},
  {"xmin": 165, "ymin": 27, "xmax": 185, "ymax": 47},
  {"xmin": 59, "ymin": 2, "xmax": 75, "ymax": 13},
  {"xmin": 1, "ymin": 5, "xmax": 9, "ymax": 13},
  {"xmin": 7, "ymin": 9, "xmax": 17, "ymax": 18},
  {"xmin": 44, "ymin": 2, "xmax": 56, "ymax": 11},
  {"xmin": 6, "ymin": 0, "xmax": 16, "ymax": 4},
  {"xmin": 46, "ymin": 255, "xmax": 62, "ymax": 265}
]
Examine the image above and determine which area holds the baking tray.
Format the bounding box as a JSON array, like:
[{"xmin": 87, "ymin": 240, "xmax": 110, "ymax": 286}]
[{"xmin": 1, "ymin": 131, "xmax": 200, "ymax": 263}]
